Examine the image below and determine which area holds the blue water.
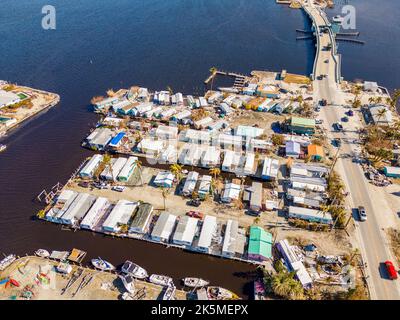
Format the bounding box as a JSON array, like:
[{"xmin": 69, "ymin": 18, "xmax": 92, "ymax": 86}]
[{"xmin": 0, "ymin": 0, "xmax": 399, "ymax": 298}]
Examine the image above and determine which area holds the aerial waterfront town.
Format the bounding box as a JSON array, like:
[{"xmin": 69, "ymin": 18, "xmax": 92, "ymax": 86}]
[{"xmin": 1, "ymin": 0, "xmax": 400, "ymax": 305}]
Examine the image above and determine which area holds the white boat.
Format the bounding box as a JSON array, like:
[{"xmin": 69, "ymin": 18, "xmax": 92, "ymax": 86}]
[
  {"xmin": 119, "ymin": 274, "xmax": 135, "ymax": 293},
  {"xmin": 0, "ymin": 254, "xmax": 16, "ymax": 271},
  {"xmin": 121, "ymin": 260, "xmax": 148, "ymax": 279},
  {"xmin": 91, "ymin": 258, "xmax": 115, "ymax": 271},
  {"xmin": 182, "ymin": 277, "xmax": 209, "ymax": 288},
  {"xmin": 149, "ymin": 274, "xmax": 174, "ymax": 287},
  {"xmin": 218, "ymin": 87, "xmax": 239, "ymax": 94},
  {"xmin": 121, "ymin": 292, "xmax": 134, "ymax": 300},
  {"xmin": 0, "ymin": 144, "xmax": 6, "ymax": 153},
  {"xmin": 162, "ymin": 285, "xmax": 176, "ymax": 300},
  {"xmin": 206, "ymin": 286, "xmax": 240, "ymax": 300},
  {"xmin": 56, "ymin": 262, "xmax": 72, "ymax": 274},
  {"xmin": 35, "ymin": 249, "xmax": 50, "ymax": 258},
  {"xmin": 332, "ymin": 15, "xmax": 344, "ymax": 23}
]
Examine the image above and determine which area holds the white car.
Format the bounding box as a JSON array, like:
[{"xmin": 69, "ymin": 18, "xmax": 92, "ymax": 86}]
[
  {"xmin": 112, "ymin": 186, "xmax": 125, "ymax": 192},
  {"xmin": 316, "ymin": 119, "xmax": 323, "ymax": 124}
]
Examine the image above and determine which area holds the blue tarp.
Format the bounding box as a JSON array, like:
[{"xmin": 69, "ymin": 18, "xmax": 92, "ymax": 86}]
[{"xmin": 109, "ymin": 132, "xmax": 126, "ymax": 147}]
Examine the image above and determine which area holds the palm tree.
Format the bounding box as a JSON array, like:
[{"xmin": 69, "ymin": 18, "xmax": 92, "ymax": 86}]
[
  {"xmin": 169, "ymin": 164, "xmax": 183, "ymax": 184},
  {"xmin": 102, "ymin": 153, "xmax": 114, "ymax": 182},
  {"xmin": 134, "ymin": 159, "xmax": 144, "ymax": 186},
  {"xmin": 376, "ymin": 107, "xmax": 387, "ymax": 124},
  {"xmin": 253, "ymin": 217, "xmax": 261, "ymax": 225},
  {"xmin": 160, "ymin": 187, "xmax": 169, "ymax": 210},
  {"xmin": 375, "ymin": 96, "xmax": 383, "ymax": 104},
  {"xmin": 209, "ymin": 67, "xmax": 217, "ymax": 92},
  {"xmin": 166, "ymin": 86, "xmax": 173, "ymax": 95},
  {"xmin": 209, "ymin": 167, "xmax": 221, "ymax": 180},
  {"xmin": 352, "ymin": 98, "xmax": 362, "ymax": 109},
  {"xmin": 368, "ymin": 97, "xmax": 376, "ymax": 105}
]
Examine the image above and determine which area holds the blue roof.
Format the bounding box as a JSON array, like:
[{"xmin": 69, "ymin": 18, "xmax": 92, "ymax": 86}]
[{"xmin": 109, "ymin": 132, "xmax": 126, "ymax": 146}]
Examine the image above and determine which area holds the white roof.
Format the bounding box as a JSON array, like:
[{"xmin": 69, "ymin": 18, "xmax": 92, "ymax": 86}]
[
  {"xmin": 216, "ymin": 133, "xmax": 243, "ymax": 147},
  {"xmin": 80, "ymin": 154, "xmax": 103, "ymax": 177},
  {"xmin": 201, "ymin": 146, "xmax": 220, "ymax": 165},
  {"xmin": 194, "ymin": 117, "xmax": 213, "ymax": 127},
  {"xmin": 243, "ymin": 153, "xmax": 255, "ymax": 174},
  {"xmin": 198, "ymin": 175, "xmax": 212, "ymax": 194},
  {"xmin": 61, "ymin": 193, "xmax": 96, "ymax": 224},
  {"xmin": 103, "ymin": 200, "xmax": 138, "ymax": 231},
  {"xmin": 197, "ymin": 215, "xmax": 217, "ymax": 249},
  {"xmin": 151, "ymin": 212, "xmax": 177, "ymax": 241},
  {"xmin": 174, "ymin": 110, "xmax": 191, "ymax": 120},
  {"xmin": 117, "ymin": 156, "xmax": 138, "ymax": 180},
  {"xmin": 235, "ymin": 125, "xmax": 264, "ymax": 138},
  {"xmin": 154, "ymin": 171, "xmax": 175, "ymax": 186},
  {"xmin": 101, "ymin": 157, "xmax": 127, "ymax": 180},
  {"xmin": 182, "ymin": 171, "xmax": 199, "ymax": 194},
  {"xmin": 183, "ymin": 129, "xmax": 211, "ymax": 143},
  {"xmin": 262, "ymin": 158, "xmax": 279, "ymax": 178},
  {"xmin": 156, "ymin": 125, "xmax": 178, "ymax": 138},
  {"xmin": 80, "ymin": 197, "xmax": 110, "ymax": 229},
  {"xmin": 172, "ymin": 216, "xmax": 198, "ymax": 245},
  {"xmin": 384, "ymin": 166, "xmax": 400, "ymax": 175},
  {"xmin": 222, "ymin": 220, "xmax": 239, "ymax": 254},
  {"xmin": 288, "ymin": 206, "xmax": 332, "ymax": 223},
  {"xmin": 222, "ymin": 183, "xmax": 241, "ymax": 201},
  {"xmin": 369, "ymin": 104, "xmax": 393, "ymax": 124},
  {"xmin": 0, "ymin": 90, "xmax": 20, "ymax": 107},
  {"xmin": 138, "ymin": 138, "xmax": 165, "ymax": 153}
]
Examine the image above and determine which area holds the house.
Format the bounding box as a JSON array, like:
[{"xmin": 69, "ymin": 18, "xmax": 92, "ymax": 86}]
[
  {"xmin": 156, "ymin": 125, "xmax": 178, "ymax": 140},
  {"xmin": 108, "ymin": 132, "xmax": 126, "ymax": 149},
  {"xmin": 132, "ymin": 102, "xmax": 153, "ymax": 117},
  {"xmin": 159, "ymin": 144, "xmax": 178, "ymax": 164},
  {"xmin": 60, "ymin": 193, "xmax": 97, "ymax": 226},
  {"xmin": 249, "ymin": 182, "xmax": 263, "ymax": 212},
  {"xmin": 79, "ymin": 154, "xmax": 103, "ymax": 179},
  {"xmin": 248, "ymin": 138, "xmax": 272, "ymax": 153},
  {"xmin": 0, "ymin": 90, "xmax": 21, "ymax": 109},
  {"xmin": 160, "ymin": 108, "xmax": 177, "ymax": 120},
  {"xmin": 207, "ymin": 91, "xmax": 223, "ymax": 104},
  {"xmin": 196, "ymin": 215, "xmax": 217, "ymax": 253},
  {"xmin": 247, "ymin": 226, "xmax": 273, "ymax": 261},
  {"xmin": 369, "ymin": 104, "xmax": 393, "ymax": 125},
  {"xmin": 182, "ymin": 171, "xmax": 199, "ymax": 197},
  {"xmin": 221, "ymin": 183, "xmax": 241, "ymax": 203},
  {"xmin": 194, "ymin": 117, "xmax": 213, "ymax": 129},
  {"xmin": 288, "ymin": 117, "xmax": 315, "ymax": 135},
  {"xmin": 137, "ymin": 87, "xmax": 149, "ymax": 101},
  {"xmin": 285, "ymin": 140, "xmax": 301, "ymax": 158},
  {"xmin": 276, "ymin": 239, "xmax": 313, "ymax": 288},
  {"xmin": 208, "ymin": 119, "xmax": 229, "ymax": 132},
  {"xmin": 150, "ymin": 212, "xmax": 177, "ymax": 242},
  {"xmin": 117, "ymin": 156, "xmax": 138, "ymax": 182},
  {"xmin": 93, "ymin": 96, "xmax": 120, "ymax": 110},
  {"xmin": 221, "ymin": 220, "xmax": 246, "ymax": 258},
  {"xmin": 244, "ymin": 97, "xmax": 266, "ymax": 111},
  {"xmin": 80, "ymin": 197, "xmax": 110, "ymax": 230},
  {"xmin": 178, "ymin": 144, "xmax": 203, "ymax": 166},
  {"xmin": 219, "ymin": 103, "xmax": 233, "ymax": 115},
  {"xmin": 100, "ymin": 157, "xmax": 127, "ymax": 181},
  {"xmin": 86, "ymin": 127, "xmax": 114, "ymax": 150},
  {"xmin": 46, "ymin": 190, "xmax": 78, "ymax": 223},
  {"xmin": 288, "ymin": 206, "xmax": 333, "ymax": 224},
  {"xmin": 187, "ymin": 95, "xmax": 196, "ymax": 108},
  {"xmin": 172, "ymin": 110, "xmax": 191, "ymax": 123},
  {"xmin": 242, "ymin": 83, "xmax": 257, "ymax": 95},
  {"xmin": 181, "ymin": 129, "xmax": 211, "ymax": 145},
  {"xmin": 129, "ymin": 203, "xmax": 153, "ymax": 234},
  {"xmin": 198, "ymin": 175, "xmax": 212, "ymax": 199},
  {"xmin": 235, "ymin": 125, "xmax": 264, "ymax": 139},
  {"xmin": 154, "ymin": 171, "xmax": 175, "ymax": 188},
  {"xmin": 214, "ymin": 133, "xmax": 242, "ymax": 150},
  {"xmin": 199, "ymin": 97, "xmax": 208, "ymax": 108},
  {"xmin": 307, "ymin": 144, "xmax": 324, "ymax": 161},
  {"xmin": 102, "ymin": 117, "xmax": 124, "ymax": 127},
  {"xmin": 243, "ymin": 153, "xmax": 256, "ymax": 175},
  {"xmin": 115, "ymin": 100, "xmax": 135, "ymax": 115},
  {"xmin": 200, "ymin": 146, "xmax": 221, "ymax": 168},
  {"xmin": 137, "ymin": 138, "xmax": 165, "ymax": 155},
  {"xmin": 102, "ymin": 200, "xmax": 138, "ymax": 233},
  {"xmin": 261, "ymin": 158, "xmax": 279, "ymax": 180},
  {"xmin": 383, "ymin": 166, "xmax": 400, "ymax": 178},
  {"xmin": 172, "ymin": 216, "xmax": 199, "ymax": 246},
  {"xmin": 256, "ymin": 85, "xmax": 280, "ymax": 98},
  {"xmin": 363, "ymin": 81, "xmax": 379, "ymax": 93},
  {"xmin": 221, "ymin": 150, "xmax": 241, "ymax": 173},
  {"xmin": 290, "ymin": 176, "xmax": 327, "ymax": 192}
]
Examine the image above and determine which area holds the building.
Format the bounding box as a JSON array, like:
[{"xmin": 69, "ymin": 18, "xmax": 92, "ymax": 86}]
[
  {"xmin": 247, "ymin": 226, "xmax": 273, "ymax": 261},
  {"xmin": 383, "ymin": 166, "xmax": 400, "ymax": 178},
  {"xmin": 46, "ymin": 190, "xmax": 78, "ymax": 223},
  {"xmin": 194, "ymin": 117, "xmax": 213, "ymax": 130},
  {"xmin": 248, "ymin": 138, "xmax": 272, "ymax": 153},
  {"xmin": 159, "ymin": 144, "xmax": 178, "ymax": 164},
  {"xmin": 221, "ymin": 220, "xmax": 246, "ymax": 258},
  {"xmin": 249, "ymin": 182, "xmax": 263, "ymax": 212},
  {"xmin": 102, "ymin": 200, "xmax": 138, "ymax": 233},
  {"xmin": 285, "ymin": 141, "xmax": 301, "ymax": 158},
  {"xmin": 219, "ymin": 103, "xmax": 233, "ymax": 115},
  {"xmin": 150, "ymin": 212, "xmax": 177, "ymax": 242},
  {"xmin": 288, "ymin": 206, "xmax": 333, "ymax": 224},
  {"xmin": 137, "ymin": 138, "xmax": 165, "ymax": 155},
  {"xmin": 86, "ymin": 127, "xmax": 114, "ymax": 150},
  {"xmin": 235, "ymin": 125, "xmax": 264, "ymax": 139},
  {"xmin": 290, "ymin": 176, "xmax": 327, "ymax": 192},
  {"xmin": 214, "ymin": 134, "xmax": 242, "ymax": 150},
  {"xmin": 0, "ymin": 90, "xmax": 21, "ymax": 109},
  {"xmin": 80, "ymin": 197, "xmax": 110, "ymax": 230},
  {"xmin": 129, "ymin": 203, "xmax": 153, "ymax": 234},
  {"xmin": 79, "ymin": 154, "xmax": 103, "ymax": 179},
  {"xmin": 154, "ymin": 171, "xmax": 175, "ymax": 188},
  {"xmin": 261, "ymin": 158, "xmax": 279, "ymax": 180},
  {"xmin": 198, "ymin": 175, "xmax": 212, "ymax": 199},
  {"xmin": 117, "ymin": 156, "xmax": 138, "ymax": 182},
  {"xmin": 172, "ymin": 110, "xmax": 191, "ymax": 123},
  {"xmin": 182, "ymin": 171, "xmax": 199, "ymax": 197},
  {"xmin": 100, "ymin": 157, "xmax": 127, "ymax": 181},
  {"xmin": 172, "ymin": 216, "xmax": 199, "ymax": 246},
  {"xmin": 221, "ymin": 150, "xmax": 241, "ymax": 173},
  {"xmin": 307, "ymin": 144, "xmax": 324, "ymax": 161},
  {"xmin": 221, "ymin": 183, "xmax": 241, "ymax": 203},
  {"xmin": 276, "ymin": 239, "xmax": 313, "ymax": 288},
  {"xmin": 369, "ymin": 104, "xmax": 393, "ymax": 125},
  {"xmin": 156, "ymin": 125, "xmax": 178, "ymax": 140},
  {"xmin": 196, "ymin": 215, "xmax": 217, "ymax": 253},
  {"xmin": 208, "ymin": 119, "xmax": 228, "ymax": 132},
  {"xmin": 61, "ymin": 193, "xmax": 97, "ymax": 226},
  {"xmin": 93, "ymin": 96, "xmax": 120, "ymax": 110},
  {"xmin": 108, "ymin": 132, "xmax": 126, "ymax": 149},
  {"xmin": 256, "ymin": 85, "xmax": 280, "ymax": 98},
  {"xmin": 181, "ymin": 129, "xmax": 211, "ymax": 145},
  {"xmin": 178, "ymin": 144, "xmax": 203, "ymax": 166},
  {"xmin": 200, "ymin": 146, "xmax": 221, "ymax": 168},
  {"xmin": 289, "ymin": 117, "xmax": 315, "ymax": 135},
  {"xmin": 363, "ymin": 81, "xmax": 379, "ymax": 92}
]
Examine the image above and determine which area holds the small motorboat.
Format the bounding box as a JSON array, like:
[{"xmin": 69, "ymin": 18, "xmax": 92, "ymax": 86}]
[
  {"xmin": 0, "ymin": 254, "xmax": 16, "ymax": 271},
  {"xmin": 9, "ymin": 278, "xmax": 20, "ymax": 287},
  {"xmin": 35, "ymin": 249, "xmax": 50, "ymax": 258},
  {"xmin": 332, "ymin": 15, "xmax": 344, "ymax": 24},
  {"xmin": 91, "ymin": 258, "xmax": 115, "ymax": 271},
  {"xmin": 206, "ymin": 286, "xmax": 240, "ymax": 300},
  {"xmin": 182, "ymin": 277, "xmax": 209, "ymax": 288},
  {"xmin": 121, "ymin": 260, "xmax": 148, "ymax": 279},
  {"xmin": 0, "ymin": 144, "xmax": 6, "ymax": 153},
  {"xmin": 218, "ymin": 87, "xmax": 240, "ymax": 94},
  {"xmin": 149, "ymin": 274, "xmax": 174, "ymax": 287},
  {"xmin": 119, "ymin": 274, "xmax": 135, "ymax": 293},
  {"xmin": 0, "ymin": 278, "xmax": 9, "ymax": 285},
  {"xmin": 162, "ymin": 285, "xmax": 176, "ymax": 300}
]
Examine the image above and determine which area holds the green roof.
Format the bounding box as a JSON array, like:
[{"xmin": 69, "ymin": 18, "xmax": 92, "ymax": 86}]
[
  {"xmin": 248, "ymin": 239, "xmax": 272, "ymax": 258},
  {"xmin": 249, "ymin": 226, "xmax": 273, "ymax": 244},
  {"xmin": 290, "ymin": 117, "xmax": 315, "ymax": 128}
]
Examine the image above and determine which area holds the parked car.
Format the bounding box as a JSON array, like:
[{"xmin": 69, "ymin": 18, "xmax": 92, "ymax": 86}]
[
  {"xmin": 186, "ymin": 211, "xmax": 204, "ymax": 220},
  {"xmin": 358, "ymin": 206, "xmax": 367, "ymax": 221},
  {"xmin": 332, "ymin": 138, "xmax": 341, "ymax": 147},
  {"xmin": 112, "ymin": 186, "xmax": 125, "ymax": 192},
  {"xmin": 347, "ymin": 110, "xmax": 354, "ymax": 116},
  {"xmin": 78, "ymin": 181, "xmax": 90, "ymax": 188},
  {"xmin": 316, "ymin": 119, "xmax": 323, "ymax": 124},
  {"xmin": 384, "ymin": 261, "xmax": 398, "ymax": 280},
  {"xmin": 188, "ymin": 199, "xmax": 201, "ymax": 207},
  {"xmin": 341, "ymin": 116, "xmax": 349, "ymax": 122},
  {"xmin": 319, "ymin": 99, "xmax": 327, "ymax": 106},
  {"xmin": 334, "ymin": 122, "xmax": 344, "ymax": 131},
  {"xmin": 93, "ymin": 182, "xmax": 108, "ymax": 189}
]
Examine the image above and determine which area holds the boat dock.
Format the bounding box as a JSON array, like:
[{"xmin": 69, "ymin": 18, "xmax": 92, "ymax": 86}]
[{"xmin": 204, "ymin": 68, "xmax": 249, "ymax": 88}]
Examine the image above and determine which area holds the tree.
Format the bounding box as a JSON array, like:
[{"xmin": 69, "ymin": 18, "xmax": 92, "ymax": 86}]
[
  {"xmin": 352, "ymin": 98, "xmax": 362, "ymax": 109},
  {"xmin": 271, "ymin": 134, "xmax": 285, "ymax": 146},
  {"xmin": 106, "ymin": 89, "xmax": 115, "ymax": 97},
  {"xmin": 102, "ymin": 154, "xmax": 114, "ymax": 182},
  {"xmin": 160, "ymin": 187, "xmax": 170, "ymax": 210},
  {"xmin": 209, "ymin": 167, "xmax": 221, "ymax": 180},
  {"xmin": 134, "ymin": 159, "xmax": 144, "ymax": 186},
  {"xmin": 166, "ymin": 86, "xmax": 173, "ymax": 95},
  {"xmin": 209, "ymin": 67, "xmax": 217, "ymax": 92},
  {"xmin": 169, "ymin": 164, "xmax": 183, "ymax": 183}
]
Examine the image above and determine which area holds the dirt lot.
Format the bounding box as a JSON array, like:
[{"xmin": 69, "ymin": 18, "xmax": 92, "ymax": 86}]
[{"xmin": 0, "ymin": 256, "xmax": 186, "ymax": 300}]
